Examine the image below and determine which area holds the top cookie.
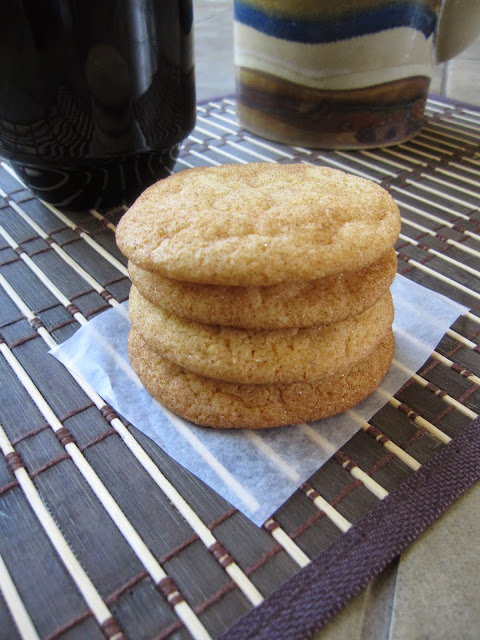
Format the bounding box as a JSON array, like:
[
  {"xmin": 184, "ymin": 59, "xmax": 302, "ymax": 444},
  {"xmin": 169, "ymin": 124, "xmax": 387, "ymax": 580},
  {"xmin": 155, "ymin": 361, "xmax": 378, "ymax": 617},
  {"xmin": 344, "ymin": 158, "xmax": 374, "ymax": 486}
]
[{"xmin": 116, "ymin": 163, "xmax": 401, "ymax": 286}]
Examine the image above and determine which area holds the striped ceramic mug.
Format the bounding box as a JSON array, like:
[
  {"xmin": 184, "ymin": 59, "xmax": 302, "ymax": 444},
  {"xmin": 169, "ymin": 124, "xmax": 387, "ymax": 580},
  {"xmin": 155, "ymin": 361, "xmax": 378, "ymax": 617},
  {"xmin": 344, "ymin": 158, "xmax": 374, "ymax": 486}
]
[{"xmin": 234, "ymin": 0, "xmax": 480, "ymax": 149}]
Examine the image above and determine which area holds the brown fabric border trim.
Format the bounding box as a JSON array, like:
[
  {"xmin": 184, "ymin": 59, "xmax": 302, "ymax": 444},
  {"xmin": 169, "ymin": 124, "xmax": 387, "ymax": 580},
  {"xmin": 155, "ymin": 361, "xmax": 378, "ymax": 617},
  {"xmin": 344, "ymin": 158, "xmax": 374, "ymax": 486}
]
[{"xmin": 221, "ymin": 417, "xmax": 480, "ymax": 640}]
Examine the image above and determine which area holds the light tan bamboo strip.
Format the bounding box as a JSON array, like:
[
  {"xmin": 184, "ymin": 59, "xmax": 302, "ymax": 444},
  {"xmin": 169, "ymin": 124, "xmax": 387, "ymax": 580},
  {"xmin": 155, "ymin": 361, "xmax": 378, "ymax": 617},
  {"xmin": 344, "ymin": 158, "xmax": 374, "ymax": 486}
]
[
  {"xmin": 369, "ymin": 375, "xmax": 453, "ymax": 445},
  {"xmin": 431, "ymin": 351, "xmax": 480, "ymax": 386},
  {"xmin": 388, "ymin": 396, "xmax": 452, "ymax": 445},
  {"xmin": 196, "ymin": 112, "xmax": 297, "ymax": 159},
  {"xmin": 195, "ymin": 125, "xmax": 277, "ymax": 163},
  {"xmin": 397, "ymin": 212, "xmax": 480, "ymax": 258},
  {"xmin": 262, "ymin": 519, "xmax": 310, "ymax": 568},
  {"xmin": 0, "ymin": 343, "xmax": 212, "ymax": 640},
  {"xmin": 399, "ymin": 137, "xmax": 454, "ymax": 155},
  {"xmin": 416, "ymin": 131, "xmax": 462, "ymax": 150},
  {"xmin": 0, "ymin": 424, "xmax": 124, "ymax": 640},
  {"xmin": 448, "ymin": 111, "xmax": 480, "ymax": 125},
  {"xmin": 346, "ymin": 408, "xmax": 424, "ymax": 471},
  {"xmin": 174, "ymin": 156, "xmax": 195, "ymax": 169},
  {"xmin": 464, "ymin": 318, "xmax": 480, "ymax": 338},
  {"xmin": 359, "ymin": 423, "xmax": 422, "ymax": 472},
  {"xmin": 446, "ymin": 328, "xmax": 478, "ymax": 348},
  {"xmin": 400, "ymin": 216, "xmax": 480, "ymax": 259},
  {"xmin": 423, "ymin": 123, "xmax": 480, "ymax": 143},
  {"xmin": 336, "ymin": 150, "xmax": 396, "ymax": 177},
  {"xmin": 436, "ymin": 165, "xmax": 480, "ymax": 186},
  {"xmin": 364, "ymin": 146, "xmax": 480, "ymax": 189},
  {"xmin": 0, "ymin": 225, "xmax": 87, "ymax": 325},
  {"xmin": 187, "ymin": 147, "xmax": 222, "ymax": 165},
  {"xmin": 449, "ymin": 159, "xmax": 480, "ymax": 177},
  {"xmin": 336, "ymin": 456, "xmax": 389, "ymax": 500},
  {"xmin": 0, "ymin": 274, "xmax": 264, "ymax": 607},
  {"xmin": 361, "ymin": 148, "xmax": 425, "ymax": 169},
  {"xmin": 0, "ymin": 552, "xmax": 41, "ymax": 640},
  {"xmin": 398, "ymin": 233, "xmax": 480, "ymax": 278},
  {"xmin": 394, "ymin": 193, "xmax": 480, "ymax": 236},
  {"xmin": 391, "ymin": 360, "xmax": 477, "ymax": 422},
  {"xmin": 390, "ymin": 143, "xmax": 441, "ymax": 161},
  {"xmin": 409, "ymin": 171, "xmax": 480, "ymax": 203},
  {"xmin": 407, "ymin": 376, "xmax": 477, "ymax": 421},
  {"xmin": 300, "ymin": 423, "xmax": 390, "ymax": 500},
  {"xmin": 88, "ymin": 206, "xmax": 127, "ymax": 232},
  {"xmin": 0, "ymin": 162, "xmax": 128, "ymax": 277},
  {"xmin": 302, "ymin": 487, "xmax": 352, "ymax": 533},
  {"xmin": 333, "ymin": 148, "xmax": 480, "ymax": 216},
  {"xmin": 190, "ymin": 135, "xmax": 248, "ymax": 164},
  {"xmin": 0, "ymin": 188, "xmax": 122, "ymax": 307},
  {"xmin": 0, "ymin": 217, "xmax": 262, "ymax": 515},
  {"xmin": 398, "ymin": 254, "xmax": 480, "ymax": 302}
]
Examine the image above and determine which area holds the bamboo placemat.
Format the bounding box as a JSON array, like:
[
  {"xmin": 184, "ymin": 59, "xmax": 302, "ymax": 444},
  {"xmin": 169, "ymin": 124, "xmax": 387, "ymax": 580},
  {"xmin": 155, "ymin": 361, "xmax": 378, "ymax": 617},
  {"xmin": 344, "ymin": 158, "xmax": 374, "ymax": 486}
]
[{"xmin": 0, "ymin": 95, "xmax": 480, "ymax": 640}]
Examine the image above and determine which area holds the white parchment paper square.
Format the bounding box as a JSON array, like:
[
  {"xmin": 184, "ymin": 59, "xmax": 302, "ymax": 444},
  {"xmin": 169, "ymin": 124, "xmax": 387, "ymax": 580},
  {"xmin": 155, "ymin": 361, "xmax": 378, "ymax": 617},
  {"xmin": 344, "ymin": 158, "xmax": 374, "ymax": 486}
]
[{"xmin": 51, "ymin": 275, "xmax": 467, "ymax": 525}]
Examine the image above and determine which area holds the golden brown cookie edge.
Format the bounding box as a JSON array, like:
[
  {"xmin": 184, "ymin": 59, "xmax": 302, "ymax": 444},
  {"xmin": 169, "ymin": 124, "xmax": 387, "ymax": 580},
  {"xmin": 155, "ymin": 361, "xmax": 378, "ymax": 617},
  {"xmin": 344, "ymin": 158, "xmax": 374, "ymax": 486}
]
[{"xmin": 127, "ymin": 327, "xmax": 395, "ymax": 429}]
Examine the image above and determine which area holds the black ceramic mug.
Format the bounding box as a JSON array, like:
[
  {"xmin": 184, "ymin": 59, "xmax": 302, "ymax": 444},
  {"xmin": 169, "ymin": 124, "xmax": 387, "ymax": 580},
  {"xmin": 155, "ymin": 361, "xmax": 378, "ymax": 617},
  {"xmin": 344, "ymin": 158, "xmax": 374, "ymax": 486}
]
[{"xmin": 0, "ymin": 0, "xmax": 195, "ymax": 211}]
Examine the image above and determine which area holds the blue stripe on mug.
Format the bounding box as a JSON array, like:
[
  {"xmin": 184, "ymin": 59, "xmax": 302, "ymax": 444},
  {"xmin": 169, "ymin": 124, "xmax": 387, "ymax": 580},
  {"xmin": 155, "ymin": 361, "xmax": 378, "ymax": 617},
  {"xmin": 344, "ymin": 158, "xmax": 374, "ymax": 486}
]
[{"xmin": 234, "ymin": 2, "xmax": 438, "ymax": 43}]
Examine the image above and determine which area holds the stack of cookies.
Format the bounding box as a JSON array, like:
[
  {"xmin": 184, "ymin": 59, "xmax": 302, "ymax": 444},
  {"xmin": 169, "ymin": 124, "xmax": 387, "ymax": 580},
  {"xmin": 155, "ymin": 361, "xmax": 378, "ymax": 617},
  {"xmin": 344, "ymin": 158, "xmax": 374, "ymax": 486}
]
[{"xmin": 116, "ymin": 163, "xmax": 400, "ymax": 429}]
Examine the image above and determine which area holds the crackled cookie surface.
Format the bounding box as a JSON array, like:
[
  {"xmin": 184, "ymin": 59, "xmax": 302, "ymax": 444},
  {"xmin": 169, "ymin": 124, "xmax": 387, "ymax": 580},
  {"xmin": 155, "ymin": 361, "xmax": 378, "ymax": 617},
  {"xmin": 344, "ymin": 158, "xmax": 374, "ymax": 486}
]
[
  {"xmin": 128, "ymin": 328, "xmax": 395, "ymax": 429},
  {"xmin": 128, "ymin": 249, "xmax": 397, "ymax": 329},
  {"xmin": 116, "ymin": 163, "xmax": 401, "ymax": 285},
  {"xmin": 129, "ymin": 285, "xmax": 394, "ymax": 384}
]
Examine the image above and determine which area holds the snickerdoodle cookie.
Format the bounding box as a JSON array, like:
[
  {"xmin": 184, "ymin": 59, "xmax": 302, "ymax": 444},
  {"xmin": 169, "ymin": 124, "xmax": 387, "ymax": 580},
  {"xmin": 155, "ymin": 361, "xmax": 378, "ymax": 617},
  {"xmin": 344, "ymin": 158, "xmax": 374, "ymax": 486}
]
[
  {"xmin": 129, "ymin": 285, "xmax": 394, "ymax": 384},
  {"xmin": 116, "ymin": 163, "xmax": 400, "ymax": 286},
  {"xmin": 118, "ymin": 162, "xmax": 400, "ymax": 428},
  {"xmin": 128, "ymin": 249, "xmax": 397, "ymax": 329},
  {"xmin": 128, "ymin": 328, "xmax": 395, "ymax": 429}
]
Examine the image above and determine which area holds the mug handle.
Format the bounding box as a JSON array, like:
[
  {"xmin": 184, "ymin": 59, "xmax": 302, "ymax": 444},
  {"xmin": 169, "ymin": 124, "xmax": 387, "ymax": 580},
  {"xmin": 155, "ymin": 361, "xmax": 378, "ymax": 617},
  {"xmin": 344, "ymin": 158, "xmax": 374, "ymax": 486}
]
[{"xmin": 435, "ymin": 0, "xmax": 480, "ymax": 63}]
